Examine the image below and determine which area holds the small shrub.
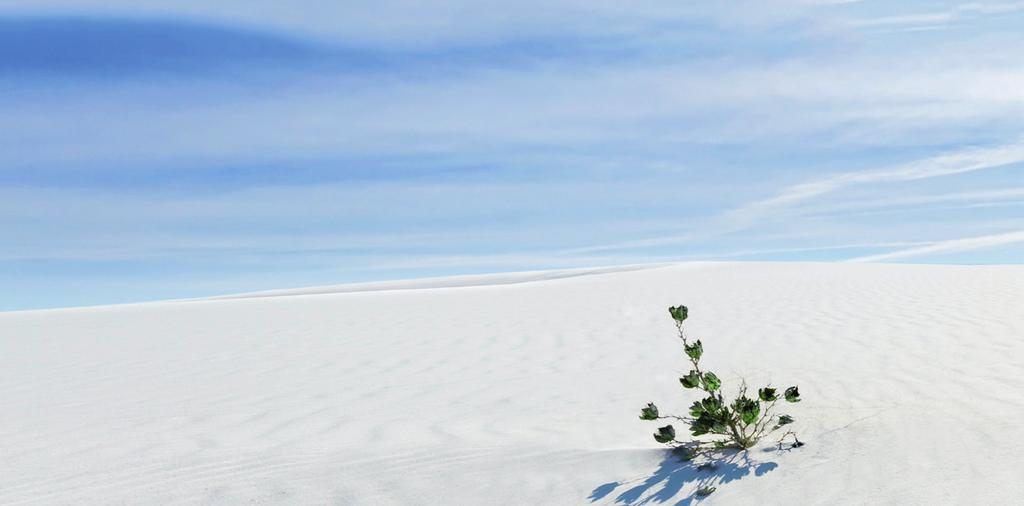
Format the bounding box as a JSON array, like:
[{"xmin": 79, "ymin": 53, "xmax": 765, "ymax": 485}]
[{"xmin": 640, "ymin": 305, "xmax": 803, "ymax": 457}]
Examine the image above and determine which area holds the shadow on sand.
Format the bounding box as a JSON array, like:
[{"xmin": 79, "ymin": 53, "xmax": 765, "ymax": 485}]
[{"xmin": 589, "ymin": 448, "xmax": 779, "ymax": 505}]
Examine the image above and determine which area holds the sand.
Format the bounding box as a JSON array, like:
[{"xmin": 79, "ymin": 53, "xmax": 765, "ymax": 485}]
[{"xmin": 2, "ymin": 262, "xmax": 1022, "ymax": 505}]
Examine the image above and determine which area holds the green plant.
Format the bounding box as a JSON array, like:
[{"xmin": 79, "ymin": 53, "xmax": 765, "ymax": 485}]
[
  {"xmin": 696, "ymin": 486, "xmax": 716, "ymax": 497},
  {"xmin": 640, "ymin": 305, "xmax": 803, "ymax": 457}
]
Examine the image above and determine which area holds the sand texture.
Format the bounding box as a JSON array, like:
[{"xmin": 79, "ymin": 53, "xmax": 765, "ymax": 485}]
[{"xmin": 2, "ymin": 262, "xmax": 1023, "ymax": 505}]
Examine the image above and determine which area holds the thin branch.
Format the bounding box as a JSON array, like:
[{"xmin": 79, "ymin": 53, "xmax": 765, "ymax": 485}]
[
  {"xmin": 751, "ymin": 399, "xmax": 779, "ymax": 439},
  {"xmin": 775, "ymin": 430, "xmax": 802, "ymax": 450}
]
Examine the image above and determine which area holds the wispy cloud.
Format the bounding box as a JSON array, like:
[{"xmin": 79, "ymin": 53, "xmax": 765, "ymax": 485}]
[
  {"xmin": 727, "ymin": 141, "xmax": 1024, "ymax": 225},
  {"xmin": 798, "ymin": 187, "xmax": 1024, "ymax": 218},
  {"xmin": 554, "ymin": 143, "xmax": 1024, "ymax": 256},
  {"xmin": 850, "ymin": 1, "xmax": 1024, "ymax": 29},
  {"xmin": 848, "ymin": 230, "xmax": 1024, "ymax": 262},
  {"xmin": 852, "ymin": 13, "xmax": 956, "ymax": 28}
]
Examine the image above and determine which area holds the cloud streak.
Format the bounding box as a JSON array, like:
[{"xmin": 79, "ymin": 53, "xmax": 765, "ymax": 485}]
[
  {"xmin": 570, "ymin": 143, "xmax": 1024, "ymax": 255},
  {"xmin": 727, "ymin": 141, "xmax": 1024, "ymax": 225},
  {"xmin": 848, "ymin": 230, "xmax": 1024, "ymax": 262},
  {"xmin": 850, "ymin": 1, "xmax": 1024, "ymax": 29}
]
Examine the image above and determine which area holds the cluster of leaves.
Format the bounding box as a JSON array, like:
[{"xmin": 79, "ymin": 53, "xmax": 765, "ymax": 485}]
[
  {"xmin": 640, "ymin": 305, "xmax": 803, "ymax": 457},
  {"xmin": 696, "ymin": 486, "xmax": 717, "ymax": 497}
]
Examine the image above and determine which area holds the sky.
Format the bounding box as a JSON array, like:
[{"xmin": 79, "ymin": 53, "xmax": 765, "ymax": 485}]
[{"xmin": 2, "ymin": 0, "xmax": 1023, "ymax": 310}]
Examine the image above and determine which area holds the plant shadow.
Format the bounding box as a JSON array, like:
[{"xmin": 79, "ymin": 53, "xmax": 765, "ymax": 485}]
[{"xmin": 589, "ymin": 448, "xmax": 779, "ymax": 505}]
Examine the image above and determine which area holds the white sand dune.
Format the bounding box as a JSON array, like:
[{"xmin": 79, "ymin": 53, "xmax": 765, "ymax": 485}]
[{"xmin": 2, "ymin": 262, "xmax": 1023, "ymax": 505}]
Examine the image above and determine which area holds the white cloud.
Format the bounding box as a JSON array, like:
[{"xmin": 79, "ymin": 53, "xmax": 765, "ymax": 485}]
[
  {"xmin": 851, "ymin": 1, "xmax": 1024, "ymax": 29},
  {"xmin": 847, "ymin": 230, "xmax": 1024, "ymax": 262},
  {"xmin": 798, "ymin": 187, "xmax": 1024, "ymax": 216},
  {"xmin": 6, "ymin": 54, "xmax": 1024, "ymax": 172},
  {"xmin": 727, "ymin": 141, "xmax": 1024, "ymax": 225},
  {"xmin": 852, "ymin": 13, "xmax": 956, "ymax": 28},
  {"xmin": 555, "ymin": 143, "xmax": 1024, "ymax": 256},
  {"xmin": 957, "ymin": 1, "xmax": 1024, "ymax": 14}
]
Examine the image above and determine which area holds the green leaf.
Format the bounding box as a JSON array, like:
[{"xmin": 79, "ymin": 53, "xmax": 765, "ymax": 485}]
[
  {"xmin": 654, "ymin": 425, "xmax": 676, "ymax": 443},
  {"xmin": 734, "ymin": 397, "xmax": 760, "ymax": 425},
  {"xmin": 758, "ymin": 387, "xmax": 778, "ymax": 402},
  {"xmin": 684, "ymin": 340, "xmax": 703, "ymax": 361},
  {"xmin": 696, "ymin": 486, "xmax": 716, "ymax": 497},
  {"xmin": 702, "ymin": 372, "xmax": 721, "ymax": 391},
  {"xmin": 689, "ymin": 400, "xmax": 706, "ymax": 418},
  {"xmin": 785, "ymin": 386, "xmax": 801, "ymax": 403},
  {"xmin": 680, "ymin": 370, "xmax": 701, "ymax": 389},
  {"xmin": 777, "ymin": 414, "xmax": 794, "ymax": 426},
  {"xmin": 669, "ymin": 305, "xmax": 689, "ymax": 322},
  {"xmin": 690, "ymin": 415, "xmax": 713, "ymax": 436},
  {"xmin": 700, "ymin": 396, "xmax": 722, "ymax": 414},
  {"xmin": 639, "ymin": 402, "xmax": 660, "ymax": 421}
]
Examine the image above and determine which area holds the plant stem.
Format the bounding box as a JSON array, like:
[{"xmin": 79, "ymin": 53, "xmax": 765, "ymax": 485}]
[
  {"xmin": 676, "ymin": 321, "xmax": 704, "ymax": 377},
  {"xmin": 751, "ymin": 399, "xmax": 779, "ymax": 440}
]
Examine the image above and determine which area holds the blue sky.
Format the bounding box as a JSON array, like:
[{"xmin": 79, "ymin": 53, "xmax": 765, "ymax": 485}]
[{"xmin": 2, "ymin": 0, "xmax": 1023, "ymax": 310}]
